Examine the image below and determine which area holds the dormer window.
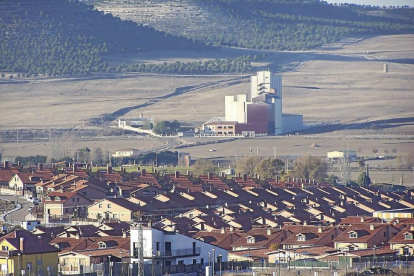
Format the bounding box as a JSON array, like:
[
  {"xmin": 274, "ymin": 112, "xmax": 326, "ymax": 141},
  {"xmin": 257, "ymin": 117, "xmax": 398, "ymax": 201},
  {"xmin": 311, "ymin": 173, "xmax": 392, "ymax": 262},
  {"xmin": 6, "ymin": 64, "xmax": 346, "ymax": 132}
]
[
  {"xmin": 247, "ymin": 236, "xmax": 255, "ymax": 244},
  {"xmin": 349, "ymin": 231, "xmax": 358, "ymax": 238},
  {"xmin": 297, "ymin": 234, "xmax": 306, "ymax": 241},
  {"xmin": 98, "ymin": 242, "xmax": 106, "ymax": 249},
  {"xmin": 404, "ymin": 233, "xmax": 413, "ymax": 240},
  {"xmin": 45, "ymin": 197, "xmax": 51, "ymax": 201},
  {"xmin": 55, "ymin": 197, "xmax": 61, "ymax": 202}
]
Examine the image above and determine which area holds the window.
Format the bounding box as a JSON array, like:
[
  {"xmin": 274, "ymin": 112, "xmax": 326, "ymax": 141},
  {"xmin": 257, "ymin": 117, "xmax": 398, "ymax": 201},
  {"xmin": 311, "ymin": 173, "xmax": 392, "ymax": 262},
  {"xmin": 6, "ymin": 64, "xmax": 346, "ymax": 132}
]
[
  {"xmin": 403, "ymin": 247, "xmax": 410, "ymax": 255},
  {"xmin": 201, "ymin": 258, "xmax": 204, "ymax": 266},
  {"xmin": 2, "ymin": 246, "xmax": 8, "ymax": 251},
  {"xmin": 99, "ymin": 242, "xmax": 106, "ymax": 249},
  {"xmin": 107, "ymin": 204, "xmax": 111, "ymax": 208},
  {"xmin": 228, "ymin": 126, "xmax": 233, "ymax": 129},
  {"xmin": 297, "ymin": 235, "xmax": 306, "ymax": 241},
  {"xmin": 72, "ymin": 198, "xmax": 75, "ymax": 202},
  {"xmin": 331, "ymin": 235, "xmax": 334, "ymax": 240},
  {"xmin": 349, "ymin": 232, "xmax": 358, "ymax": 238},
  {"xmin": 383, "ymin": 232, "xmax": 386, "ymax": 238},
  {"xmin": 98, "ymin": 204, "xmax": 102, "ymax": 208},
  {"xmin": 65, "ymin": 208, "xmax": 69, "ymax": 214},
  {"xmin": 152, "ymin": 191, "xmax": 157, "ymax": 195},
  {"xmin": 217, "ymin": 126, "xmax": 223, "ymax": 129},
  {"xmin": 247, "ymin": 236, "xmax": 255, "ymax": 243},
  {"xmin": 77, "ymin": 198, "xmax": 79, "ymax": 202},
  {"xmin": 404, "ymin": 233, "xmax": 413, "ymax": 240},
  {"xmin": 143, "ymin": 191, "xmax": 149, "ymax": 196},
  {"xmin": 348, "ymin": 246, "xmax": 355, "ymax": 251}
]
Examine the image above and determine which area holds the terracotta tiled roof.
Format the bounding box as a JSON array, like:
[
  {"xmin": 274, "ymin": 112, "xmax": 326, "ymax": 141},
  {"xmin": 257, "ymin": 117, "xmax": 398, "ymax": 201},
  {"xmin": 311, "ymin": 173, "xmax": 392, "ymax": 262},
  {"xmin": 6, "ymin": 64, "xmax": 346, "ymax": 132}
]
[
  {"xmin": 389, "ymin": 225, "xmax": 414, "ymax": 244},
  {"xmin": 333, "ymin": 224, "xmax": 388, "ymax": 243},
  {"xmin": 339, "ymin": 216, "xmax": 383, "ymax": 225},
  {"xmin": 50, "ymin": 237, "xmax": 93, "ymax": 254},
  {"xmin": 281, "ymin": 226, "xmax": 340, "ymax": 247},
  {"xmin": 231, "ymin": 228, "xmax": 289, "ymax": 248}
]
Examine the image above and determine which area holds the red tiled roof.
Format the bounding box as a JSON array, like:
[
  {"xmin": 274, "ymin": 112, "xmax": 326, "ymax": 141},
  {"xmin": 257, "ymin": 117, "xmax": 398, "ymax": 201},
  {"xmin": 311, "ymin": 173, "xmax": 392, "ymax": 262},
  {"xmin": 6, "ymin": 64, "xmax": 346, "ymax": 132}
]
[{"xmin": 389, "ymin": 225, "xmax": 414, "ymax": 244}]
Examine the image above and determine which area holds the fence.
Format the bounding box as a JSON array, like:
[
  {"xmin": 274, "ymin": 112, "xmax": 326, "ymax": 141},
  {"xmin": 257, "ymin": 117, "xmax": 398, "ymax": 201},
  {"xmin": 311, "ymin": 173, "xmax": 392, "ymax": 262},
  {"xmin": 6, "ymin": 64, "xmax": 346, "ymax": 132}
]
[{"xmin": 58, "ymin": 261, "xmax": 253, "ymax": 276}]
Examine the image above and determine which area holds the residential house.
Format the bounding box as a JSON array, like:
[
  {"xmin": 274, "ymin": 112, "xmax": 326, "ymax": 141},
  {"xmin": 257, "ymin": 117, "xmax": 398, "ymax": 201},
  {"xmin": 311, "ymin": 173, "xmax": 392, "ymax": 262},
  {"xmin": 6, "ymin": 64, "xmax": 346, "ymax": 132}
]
[
  {"xmin": 130, "ymin": 225, "xmax": 228, "ymax": 266},
  {"xmin": 0, "ymin": 230, "xmax": 60, "ymax": 276},
  {"xmin": 389, "ymin": 224, "xmax": 414, "ymax": 255},
  {"xmin": 333, "ymin": 223, "xmax": 399, "ymax": 251},
  {"xmin": 281, "ymin": 226, "xmax": 343, "ymax": 249},
  {"xmin": 43, "ymin": 191, "xmax": 93, "ymax": 218},
  {"xmin": 87, "ymin": 198, "xmax": 142, "ymax": 221}
]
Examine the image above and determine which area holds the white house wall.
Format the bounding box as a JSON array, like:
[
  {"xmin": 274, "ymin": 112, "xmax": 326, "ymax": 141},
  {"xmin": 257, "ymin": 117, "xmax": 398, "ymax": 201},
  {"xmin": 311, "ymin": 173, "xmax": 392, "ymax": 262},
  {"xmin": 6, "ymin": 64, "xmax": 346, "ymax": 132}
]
[{"xmin": 130, "ymin": 227, "xmax": 228, "ymax": 265}]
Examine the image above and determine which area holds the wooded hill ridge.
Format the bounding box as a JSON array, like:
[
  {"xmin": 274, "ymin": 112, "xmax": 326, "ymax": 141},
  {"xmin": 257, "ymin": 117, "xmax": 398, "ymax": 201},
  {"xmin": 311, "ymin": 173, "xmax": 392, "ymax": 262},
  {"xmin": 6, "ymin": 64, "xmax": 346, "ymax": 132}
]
[
  {"xmin": 0, "ymin": 0, "xmax": 208, "ymax": 76},
  {"xmin": 97, "ymin": 0, "xmax": 414, "ymax": 50}
]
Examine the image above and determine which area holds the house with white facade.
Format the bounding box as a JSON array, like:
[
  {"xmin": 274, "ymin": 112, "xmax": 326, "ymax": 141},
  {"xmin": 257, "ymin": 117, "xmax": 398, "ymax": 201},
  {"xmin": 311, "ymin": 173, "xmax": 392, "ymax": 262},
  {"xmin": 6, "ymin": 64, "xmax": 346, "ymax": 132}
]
[{"xmin": 130, "ymin": 225, "xmax": 228, "ymax": 266}]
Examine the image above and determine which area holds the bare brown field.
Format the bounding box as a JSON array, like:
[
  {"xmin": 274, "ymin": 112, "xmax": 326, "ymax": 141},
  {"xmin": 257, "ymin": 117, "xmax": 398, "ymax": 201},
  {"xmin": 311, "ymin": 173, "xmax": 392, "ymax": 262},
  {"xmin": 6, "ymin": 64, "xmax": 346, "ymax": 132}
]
[{"xmin": 0, "ymin": 75, "xmax": 231, "ymax": 129}]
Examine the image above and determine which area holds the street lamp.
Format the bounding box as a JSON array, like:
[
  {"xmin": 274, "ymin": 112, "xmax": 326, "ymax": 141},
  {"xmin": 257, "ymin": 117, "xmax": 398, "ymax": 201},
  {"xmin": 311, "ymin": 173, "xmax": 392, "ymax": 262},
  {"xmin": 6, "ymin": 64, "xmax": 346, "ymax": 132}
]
[
  {"xmin": 212, "ymin": 249, "xmax": 216, "ymax": 276},
  {"xmin": 120, "ymin": 250, "xmax": 124, "ymax": 276},
  {"xmin": 18, "ymin": 253, "xmax": 21, "ymax": 276},
  {"xmin": 108, "ymin": 255, "xmax": 112, "ymax": 276},
  {"xmin": 218, "ymin": 254, "xmax": 222, "ymax": 276}
]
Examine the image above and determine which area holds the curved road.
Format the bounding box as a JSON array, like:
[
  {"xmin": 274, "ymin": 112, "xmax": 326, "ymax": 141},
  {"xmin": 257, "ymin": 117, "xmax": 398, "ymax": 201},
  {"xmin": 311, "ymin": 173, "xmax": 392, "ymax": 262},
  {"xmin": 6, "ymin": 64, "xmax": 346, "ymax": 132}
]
[{"xmin": 0, "ymin": 194, "xmax": 32, "ymax": 223}]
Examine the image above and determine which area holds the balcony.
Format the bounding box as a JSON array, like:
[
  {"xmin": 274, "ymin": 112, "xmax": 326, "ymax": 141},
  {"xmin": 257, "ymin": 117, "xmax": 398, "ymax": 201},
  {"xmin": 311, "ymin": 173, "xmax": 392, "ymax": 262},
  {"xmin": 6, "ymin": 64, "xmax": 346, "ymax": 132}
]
[{"xmin": 134, "ymin": 247, "xmax": 201, "ymax": 259}]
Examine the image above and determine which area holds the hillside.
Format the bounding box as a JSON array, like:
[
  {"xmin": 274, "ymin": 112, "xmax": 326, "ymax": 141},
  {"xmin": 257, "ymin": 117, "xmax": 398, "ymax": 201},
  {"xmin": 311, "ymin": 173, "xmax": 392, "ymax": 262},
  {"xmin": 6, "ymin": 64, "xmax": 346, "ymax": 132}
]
[
  {"xmin": 96, "ymin": 0, "xmax": 414, "ymax": 50},
  {"xmin": 0, "ymin": 0, "xmax": 208, "ymax": 76}
]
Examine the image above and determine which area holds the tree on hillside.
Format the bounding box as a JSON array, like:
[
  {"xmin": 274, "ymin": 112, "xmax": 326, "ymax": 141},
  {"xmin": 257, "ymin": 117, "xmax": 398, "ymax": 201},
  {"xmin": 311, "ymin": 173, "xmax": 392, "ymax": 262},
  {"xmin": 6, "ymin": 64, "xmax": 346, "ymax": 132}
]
[
  {"xmin": 92, "ymin": 147, "xmax": 104, "ymax": 166},
  {"xmin": 254, "ymin": 158, "xmax": 285, "ymax": 179},
  {"xmin": 192, "ymin": 158, "xmax": 216, "ymax": 176},
  {"xmin": 292, "ymin": 156, "xmax": 328, "ymax": 182},
  {"xmin": 328, "ymin": 174, "xmax": 338, "ymax": 186},
  {"xmin": 235, "ymin": 156, "xmax": 263, "ymax": 176},
  {"xmin": 357, "ymin": 172, "xmax": 371, "ymax": 186}
]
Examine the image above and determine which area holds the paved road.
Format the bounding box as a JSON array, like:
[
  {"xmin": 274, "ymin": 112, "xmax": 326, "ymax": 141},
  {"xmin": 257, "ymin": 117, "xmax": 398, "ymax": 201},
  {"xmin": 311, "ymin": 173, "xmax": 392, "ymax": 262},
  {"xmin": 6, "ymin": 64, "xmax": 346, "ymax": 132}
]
[{"xmin": 0, "ymin": 194, "xmax": 32, "ymax": 223}]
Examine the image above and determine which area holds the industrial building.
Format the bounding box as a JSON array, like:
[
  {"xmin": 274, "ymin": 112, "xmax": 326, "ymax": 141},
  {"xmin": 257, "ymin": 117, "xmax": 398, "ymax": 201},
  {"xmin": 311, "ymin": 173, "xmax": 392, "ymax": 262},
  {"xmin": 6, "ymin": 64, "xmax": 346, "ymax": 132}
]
[
  {"xmin": 327, "ymin": 150, "xmax": 357, "ymax": 161},
  {"xmin": 202, "ymin": 71, "xmax": 303, "ymax": 136}
]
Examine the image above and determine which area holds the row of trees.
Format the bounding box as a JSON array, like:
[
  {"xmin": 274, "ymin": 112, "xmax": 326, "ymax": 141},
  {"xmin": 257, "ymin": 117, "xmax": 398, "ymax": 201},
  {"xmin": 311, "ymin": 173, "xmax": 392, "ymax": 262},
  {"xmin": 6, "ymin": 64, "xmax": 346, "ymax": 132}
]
[
  {"xmin": 111, "ymin": 55, "xmax": 263, "ymax": 74},
  {"xmin": 193, "ymin": 155, "xmax": 329, "ymax": 182}
]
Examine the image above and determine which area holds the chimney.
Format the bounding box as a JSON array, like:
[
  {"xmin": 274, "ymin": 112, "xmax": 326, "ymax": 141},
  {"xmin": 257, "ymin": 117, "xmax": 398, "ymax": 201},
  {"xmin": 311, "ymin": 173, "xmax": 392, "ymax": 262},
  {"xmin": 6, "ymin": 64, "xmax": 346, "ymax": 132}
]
[
  {"xmin": 242, "ymin": 173, "xmax": 247, "ymax": 182},
  {"xmin": 221, "ymin": 172, "xmax": 225, "ymax": 178},
  {"xmin": 208, "ymin": 172, "xmax": 213, "ymax": 180},
  {"xmin": 17, "ymin": 161, "xmax": 22, "ymax": 167},
  {"xmin": 73, "ymin": 163, "xmax": 77, "ymax": 172},
  {"xmin": 38, "ymin": 163, "xmax": 43, "ymax": 171},
  {"xmin": 107, "ymin": 165, "xmax": 112, "ymax": 174},
  {"xmin": 4, "ymin": 161, "xmax": 9, "ymax": 169},
  {"xmin": 370, "ymin": 224, "xmax": 375, "ymax": 231},
  {"xmin": 175, "ymin": 170, "xmax": 179, "ymax": 179},
  {"xmin": 76, "ymin": 233, "xmax": 80, "ymax": 239},
  {"xmin": 318, "ymin": 226, "xmax": 323, "ymax": 233},
  {"xmin": 303, "ymin": 220, "xmax": 307, "ymax": 226},
  {"xmin": 122, "ymin": 229, "xmax": 127, "ymax": 238},
  {"xmin": 267, "ymin": 228, "xmax": 272, "ymax": 236},
  {"xmin": 37, "ymin": 235, "xmax": 43, "ymax": 245},
  {"xmin": 361, "ymin": 217, "xmax": 365, "ymax": 223},
  {"xmin": 142, "ymin": 169, "xmax": 146, "ymax": 176},
  {"xmin": 221, "ymin": 227, "xmax": 225, "ymax": 234},
  {"xmin": 229, "ymin": 226, "xmax": 234, "ymax": 232}
]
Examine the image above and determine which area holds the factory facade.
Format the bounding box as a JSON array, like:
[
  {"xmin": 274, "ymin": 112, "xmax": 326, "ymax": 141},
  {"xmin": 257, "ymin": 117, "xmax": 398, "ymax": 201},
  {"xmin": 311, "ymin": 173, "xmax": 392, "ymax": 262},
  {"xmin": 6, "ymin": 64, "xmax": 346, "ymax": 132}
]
[{"xmin": 202, "ymin": 71, "xmax": 303, "ymax": 136}]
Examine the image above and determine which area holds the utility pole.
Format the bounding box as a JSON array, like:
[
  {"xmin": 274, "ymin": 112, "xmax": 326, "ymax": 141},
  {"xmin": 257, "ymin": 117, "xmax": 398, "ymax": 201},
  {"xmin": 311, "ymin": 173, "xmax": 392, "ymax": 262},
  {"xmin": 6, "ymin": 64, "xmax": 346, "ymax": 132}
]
[
  {"xmin": 273, "ymin": 147, "xmax": 277, "ymax": 158},
  {"xmin": 137, "ymin": 223, "xmax": 144, "ymax": 276},
  {"xmin": 235, "ymin": 148, "xmax": 239, "ymax": 162}
]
